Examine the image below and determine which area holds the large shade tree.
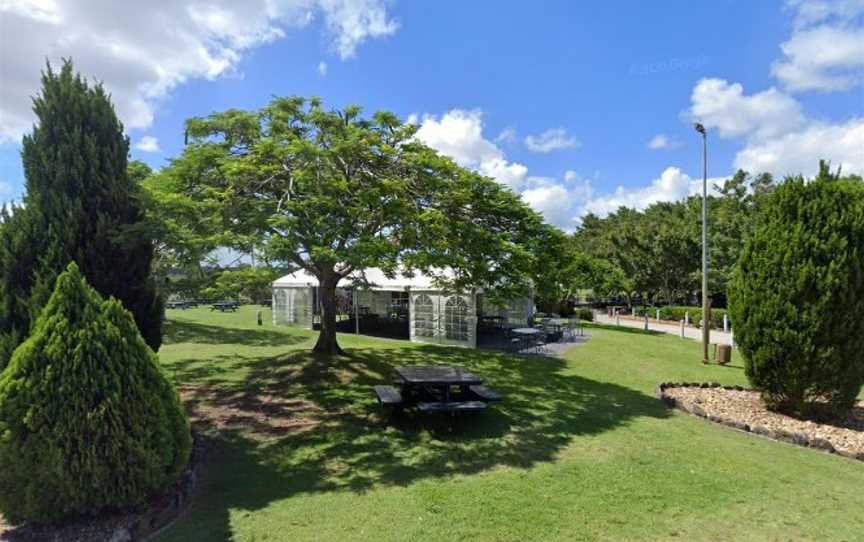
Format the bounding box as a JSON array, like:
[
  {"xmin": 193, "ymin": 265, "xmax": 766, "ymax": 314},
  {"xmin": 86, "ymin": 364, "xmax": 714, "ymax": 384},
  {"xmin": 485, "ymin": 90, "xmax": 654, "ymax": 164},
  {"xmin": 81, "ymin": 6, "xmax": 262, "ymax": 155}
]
[{"xmin": 150, "ymin": 97, "xmax": 542, "ymax": 354}]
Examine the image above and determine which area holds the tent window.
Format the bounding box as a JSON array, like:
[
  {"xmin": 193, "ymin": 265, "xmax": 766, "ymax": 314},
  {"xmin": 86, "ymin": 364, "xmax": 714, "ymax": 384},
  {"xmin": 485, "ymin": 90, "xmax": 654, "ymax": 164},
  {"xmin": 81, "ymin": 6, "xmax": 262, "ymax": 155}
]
[
  {"xmin": 444, "ymin": 296, "xmax": 469, "ymax": 341},
  {"xmin": 413, "ymin": 294, "xmax": 435, "ymax": 338}
]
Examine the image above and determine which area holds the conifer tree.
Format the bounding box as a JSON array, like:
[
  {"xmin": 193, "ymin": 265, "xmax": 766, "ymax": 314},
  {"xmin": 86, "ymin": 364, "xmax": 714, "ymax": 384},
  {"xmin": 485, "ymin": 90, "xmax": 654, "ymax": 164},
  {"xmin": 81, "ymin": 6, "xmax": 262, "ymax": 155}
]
[
  {"xmin": 0, "ymin": 60, "xmax": 162, "ymax": 366},
  {"xmin": 0, "ymin": 263, "xmax": 190, "ymax": 523},
  {"xmin": 729, "ymin": 163, "xmax": 864, "ymax": 416}
]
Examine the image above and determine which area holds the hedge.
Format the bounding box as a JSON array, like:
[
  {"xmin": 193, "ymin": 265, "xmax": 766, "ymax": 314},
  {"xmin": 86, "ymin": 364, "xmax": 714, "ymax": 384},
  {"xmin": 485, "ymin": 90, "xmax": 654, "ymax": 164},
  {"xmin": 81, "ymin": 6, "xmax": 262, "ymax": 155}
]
[{"xmin": 636, "ymin": 305, "xmax": 728, "ymax": 330}]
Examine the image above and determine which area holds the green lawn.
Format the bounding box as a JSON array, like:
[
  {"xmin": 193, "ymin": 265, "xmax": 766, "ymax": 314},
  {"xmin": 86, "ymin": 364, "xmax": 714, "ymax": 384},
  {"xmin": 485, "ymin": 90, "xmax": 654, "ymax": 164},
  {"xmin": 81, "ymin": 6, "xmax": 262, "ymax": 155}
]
[{"xmin": 156, "ymin": 307, "xmax": 864, "ymax": 541}]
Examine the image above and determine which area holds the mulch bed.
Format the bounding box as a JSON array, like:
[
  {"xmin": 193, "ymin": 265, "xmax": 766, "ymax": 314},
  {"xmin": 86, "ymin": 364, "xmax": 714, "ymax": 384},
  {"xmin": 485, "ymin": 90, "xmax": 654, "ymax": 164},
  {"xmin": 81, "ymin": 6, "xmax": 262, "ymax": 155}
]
[
  {"xmin": 178, "ymin": 385, "xmax": 320, "ymax": 437},
  {"xmin": 0, "ymin": 433, "xmax": 206, "ymax": 542},
  {"xmin": 657, "ymin": 382, "xmax": 864, "ymax": 460}
]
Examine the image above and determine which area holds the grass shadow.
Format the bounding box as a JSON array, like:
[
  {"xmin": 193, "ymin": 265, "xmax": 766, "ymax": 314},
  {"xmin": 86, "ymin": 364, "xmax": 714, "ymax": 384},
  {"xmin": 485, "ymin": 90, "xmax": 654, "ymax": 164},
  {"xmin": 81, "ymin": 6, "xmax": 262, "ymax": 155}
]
[
  {"xmin": 161, "ymin": 343, "xmax": 670, "ymax": 540},
  {"xmin": 163, "ymin": 319, "xmax": 307, "ymax": 348}
]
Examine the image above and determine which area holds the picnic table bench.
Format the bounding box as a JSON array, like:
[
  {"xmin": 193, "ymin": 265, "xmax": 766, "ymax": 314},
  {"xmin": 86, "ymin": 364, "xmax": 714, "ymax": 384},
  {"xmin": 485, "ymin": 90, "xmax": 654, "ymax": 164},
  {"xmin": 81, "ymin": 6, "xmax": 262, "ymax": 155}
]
[
  {"xmin": 211, "ymin": 301, "xmax": 240, "ymax": 312},
  {"xmin": 374, "ymin": 366, "xmax": 503, "ymax": 423},
  {"xmin": 373, "ymin": 385, "xmax": 404, "ymax": 407},
  {"xmin": 166, "ymin": 300, "xmax": 199, "ymax": 310}
]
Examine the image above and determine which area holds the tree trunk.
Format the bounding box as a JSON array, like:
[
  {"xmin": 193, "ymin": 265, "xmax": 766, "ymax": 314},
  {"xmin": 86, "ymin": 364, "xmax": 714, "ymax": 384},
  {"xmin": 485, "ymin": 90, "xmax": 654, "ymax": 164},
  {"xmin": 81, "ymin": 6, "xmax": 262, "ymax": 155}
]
[{"xmin": 312, "ymin": 271, "xmax": 345, "ymax": 355}]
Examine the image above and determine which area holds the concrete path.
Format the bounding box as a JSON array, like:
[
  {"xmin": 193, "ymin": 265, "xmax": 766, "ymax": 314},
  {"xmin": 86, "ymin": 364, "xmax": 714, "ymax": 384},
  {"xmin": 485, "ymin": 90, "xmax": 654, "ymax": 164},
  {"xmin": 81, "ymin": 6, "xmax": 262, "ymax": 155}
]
[{"xmin": 594, "ymin": 313, "xmax": 733, "ymax": 346}]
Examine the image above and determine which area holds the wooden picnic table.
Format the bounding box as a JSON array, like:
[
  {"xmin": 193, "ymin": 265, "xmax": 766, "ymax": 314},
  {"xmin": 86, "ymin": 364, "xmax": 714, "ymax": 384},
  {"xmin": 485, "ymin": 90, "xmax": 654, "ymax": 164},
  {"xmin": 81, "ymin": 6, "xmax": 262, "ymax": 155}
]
[
  {"xmin": 394, "ymin": 365, "xmax": 483, "ymax": 387},
  {"xmin": 374, "ymin": 366, "xmax": 502, "ymax": 418},
  {"xmin": 211, "ymin": 301, "xmax": 239, "ymax": 312}
]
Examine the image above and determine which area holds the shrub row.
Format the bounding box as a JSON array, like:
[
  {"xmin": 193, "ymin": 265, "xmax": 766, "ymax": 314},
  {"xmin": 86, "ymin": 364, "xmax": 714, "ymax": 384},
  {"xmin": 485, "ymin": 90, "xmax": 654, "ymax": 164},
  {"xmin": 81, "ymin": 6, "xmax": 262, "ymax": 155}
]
[{"xmin": 636, "ymin": 305, "xmax": 728, "ymax": 330}]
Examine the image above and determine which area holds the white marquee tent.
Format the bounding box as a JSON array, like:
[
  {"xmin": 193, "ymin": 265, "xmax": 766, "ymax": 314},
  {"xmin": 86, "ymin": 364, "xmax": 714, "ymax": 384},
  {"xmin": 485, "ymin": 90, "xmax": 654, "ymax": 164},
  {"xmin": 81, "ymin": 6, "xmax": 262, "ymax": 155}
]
[{"xmin": 272, "ymin": 268, "xmax": 533, "ymax": 348}]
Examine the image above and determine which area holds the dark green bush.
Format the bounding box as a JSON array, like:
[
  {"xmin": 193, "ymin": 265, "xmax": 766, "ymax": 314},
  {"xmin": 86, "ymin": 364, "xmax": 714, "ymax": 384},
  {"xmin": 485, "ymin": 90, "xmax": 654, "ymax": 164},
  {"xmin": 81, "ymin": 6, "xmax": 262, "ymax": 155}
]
[
  {"xmin": 729, "ymin": 170, "xmax": 864, "ymax": 416},
  {"xmin": 575, "ymin": 307, "xmax": 594, "ymax": 322},
  {"xmin": 0, "ymin": 263, "xmax": 191, "ymax": 524},
  {"xmin": 638, "ymin": 305, "xmax": 728, "ymax": 329}
]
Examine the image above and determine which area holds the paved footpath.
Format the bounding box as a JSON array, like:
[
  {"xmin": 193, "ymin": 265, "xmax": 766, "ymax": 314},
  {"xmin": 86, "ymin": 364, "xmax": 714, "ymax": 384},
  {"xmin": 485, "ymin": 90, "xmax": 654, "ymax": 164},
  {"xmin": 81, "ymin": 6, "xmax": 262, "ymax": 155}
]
[{"xmin": 594, "ymin": 313, "xmax": 734, "ymax": 346}]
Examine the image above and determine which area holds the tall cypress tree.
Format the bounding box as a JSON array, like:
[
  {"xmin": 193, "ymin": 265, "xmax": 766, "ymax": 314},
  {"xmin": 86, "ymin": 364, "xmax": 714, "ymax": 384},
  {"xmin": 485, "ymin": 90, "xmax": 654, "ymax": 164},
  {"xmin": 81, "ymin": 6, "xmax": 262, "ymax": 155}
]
[{"xmin": 0, "ymin": 60, "xmax": 162, "ymax": 366}]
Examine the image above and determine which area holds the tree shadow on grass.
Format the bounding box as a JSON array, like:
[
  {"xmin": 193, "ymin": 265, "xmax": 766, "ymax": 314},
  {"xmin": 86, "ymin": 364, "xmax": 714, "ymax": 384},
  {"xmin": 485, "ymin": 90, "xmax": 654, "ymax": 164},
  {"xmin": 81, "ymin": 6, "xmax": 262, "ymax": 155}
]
[
  {"xmin": 160, "ymin": 343, "xmax": 670, "ymax": 541},
  {"xmin": 163, "ymin": 319, "xmax": 308, "ymax": 348}
]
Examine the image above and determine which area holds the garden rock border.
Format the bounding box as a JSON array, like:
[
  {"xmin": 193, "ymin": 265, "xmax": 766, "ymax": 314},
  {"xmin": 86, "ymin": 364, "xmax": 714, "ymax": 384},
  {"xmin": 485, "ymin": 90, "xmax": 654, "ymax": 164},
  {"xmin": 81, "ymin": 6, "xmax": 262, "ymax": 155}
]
[
  {"xmin": 0, "ymin": 432, "xmax": 206, "ymax": 542},
  {"xmin": 656, "ymin": 382, "xmax": 864, "ymax": 462}
]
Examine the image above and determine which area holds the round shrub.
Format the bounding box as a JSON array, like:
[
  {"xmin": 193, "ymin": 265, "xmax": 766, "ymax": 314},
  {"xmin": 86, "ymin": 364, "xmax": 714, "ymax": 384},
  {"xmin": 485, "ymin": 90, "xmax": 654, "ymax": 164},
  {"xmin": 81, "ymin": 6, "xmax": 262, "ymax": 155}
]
[
  {"xmin": 575, "ymin": 307, "xmax": 594, "ymax": 322},
  {"xmin": 729, "ymin": 172, "xmax": 864, "ymax": 417},
  {"xmin": 0, "ymin": 263, "xmax": 191, "ymax": 524}
]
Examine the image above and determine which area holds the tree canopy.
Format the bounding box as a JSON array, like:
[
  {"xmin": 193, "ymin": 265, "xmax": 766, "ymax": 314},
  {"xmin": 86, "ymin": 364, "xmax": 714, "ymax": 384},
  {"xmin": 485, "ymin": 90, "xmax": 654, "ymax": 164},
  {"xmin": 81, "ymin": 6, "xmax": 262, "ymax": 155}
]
[
  {"xmin": 148, "ymin": 96, "xmax": 544, "ymax": 353},
  {"xmin": 571, "ymin": 169, "xmax": 782, "ymax": 307}
]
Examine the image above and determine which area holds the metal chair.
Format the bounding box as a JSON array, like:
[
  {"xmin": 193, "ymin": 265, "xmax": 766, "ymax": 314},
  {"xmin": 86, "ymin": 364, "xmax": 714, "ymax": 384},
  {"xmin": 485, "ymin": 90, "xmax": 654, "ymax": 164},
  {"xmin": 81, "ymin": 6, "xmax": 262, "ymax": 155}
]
[{"xmin": 532, "ymin": 331, "xmax": 550, "ymax": 354}]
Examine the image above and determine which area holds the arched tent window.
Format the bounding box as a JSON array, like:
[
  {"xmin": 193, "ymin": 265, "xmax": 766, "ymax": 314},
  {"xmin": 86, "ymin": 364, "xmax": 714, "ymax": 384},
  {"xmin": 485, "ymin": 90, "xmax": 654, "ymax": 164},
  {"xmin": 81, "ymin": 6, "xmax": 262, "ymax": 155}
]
[
  {"xmin": 413, "ymin": 294, "xmax": 435, "ymax": 338},
  {"xmin": 444, "ymin": 296, "xmax": 469, "ymax": 341}
]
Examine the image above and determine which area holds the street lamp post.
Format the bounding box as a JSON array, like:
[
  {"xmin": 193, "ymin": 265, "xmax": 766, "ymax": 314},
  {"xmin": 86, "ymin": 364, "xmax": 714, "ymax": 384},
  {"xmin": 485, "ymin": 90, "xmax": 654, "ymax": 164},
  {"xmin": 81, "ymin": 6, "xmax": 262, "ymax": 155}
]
[{"xmin": 694, "ymin": 123, "xmax": 710, "ymax": 364}]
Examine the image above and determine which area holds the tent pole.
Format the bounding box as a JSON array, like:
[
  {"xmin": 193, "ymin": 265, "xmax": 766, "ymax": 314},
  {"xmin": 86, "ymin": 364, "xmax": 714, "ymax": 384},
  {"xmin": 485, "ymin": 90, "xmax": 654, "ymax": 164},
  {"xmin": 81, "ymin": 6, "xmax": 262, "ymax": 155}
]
[{"xmin": 354, "ymin": 288, "xmax": 360, "ymax": 335}]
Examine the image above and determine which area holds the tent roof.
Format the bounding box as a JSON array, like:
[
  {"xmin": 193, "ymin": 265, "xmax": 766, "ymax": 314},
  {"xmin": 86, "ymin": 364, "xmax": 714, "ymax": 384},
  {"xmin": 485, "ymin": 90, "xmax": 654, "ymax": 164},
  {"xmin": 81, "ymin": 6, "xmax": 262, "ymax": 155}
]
[{"xmin": 272, "ymin": 267, "xmax": 460, "ymax": 291}]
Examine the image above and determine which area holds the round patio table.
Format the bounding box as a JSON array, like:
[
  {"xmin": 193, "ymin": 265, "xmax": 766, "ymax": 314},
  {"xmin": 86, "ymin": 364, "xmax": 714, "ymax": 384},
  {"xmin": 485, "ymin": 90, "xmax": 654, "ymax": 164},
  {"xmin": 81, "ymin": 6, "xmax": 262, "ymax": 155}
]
[{"xmin": 511, "ymin": 327, "xmax": 540, "ymax": 351}]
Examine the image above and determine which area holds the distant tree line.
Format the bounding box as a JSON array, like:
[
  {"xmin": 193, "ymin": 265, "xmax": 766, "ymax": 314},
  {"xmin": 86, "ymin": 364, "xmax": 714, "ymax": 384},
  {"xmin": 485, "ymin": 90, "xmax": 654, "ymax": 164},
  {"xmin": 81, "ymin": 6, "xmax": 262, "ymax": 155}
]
[{"xmin": 531, "ymin": 170, "xmax": 782, "ymax": 313}]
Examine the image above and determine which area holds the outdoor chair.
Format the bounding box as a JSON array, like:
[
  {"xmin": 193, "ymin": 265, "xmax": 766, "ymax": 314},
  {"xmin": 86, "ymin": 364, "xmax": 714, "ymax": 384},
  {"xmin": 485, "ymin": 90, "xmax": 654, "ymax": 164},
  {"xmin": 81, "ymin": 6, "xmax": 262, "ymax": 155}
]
[
  {"xmin": 532, "ymin": 331, "xmax": 550, "ymax": 354},
  {"xmin": 564, "ymin": 318, "xmax": 582, "ymax": 341}
]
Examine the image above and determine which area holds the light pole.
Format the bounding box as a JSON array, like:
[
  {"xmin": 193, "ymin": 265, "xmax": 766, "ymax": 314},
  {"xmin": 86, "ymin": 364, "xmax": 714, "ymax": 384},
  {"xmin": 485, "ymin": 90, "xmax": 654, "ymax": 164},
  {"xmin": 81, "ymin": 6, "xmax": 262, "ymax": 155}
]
[{"xmin": 694, "ymin": 122, "xmax": 710, "ymax": 363}]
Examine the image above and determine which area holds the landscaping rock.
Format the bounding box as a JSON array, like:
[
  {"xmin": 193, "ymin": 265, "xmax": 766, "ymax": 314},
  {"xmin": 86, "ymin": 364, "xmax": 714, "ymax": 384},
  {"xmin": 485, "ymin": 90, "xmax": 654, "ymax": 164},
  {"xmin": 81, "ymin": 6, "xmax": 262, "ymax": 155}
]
[{"xmin": 660, "ymin": 385, "xmax": 864, "ymax": 461}]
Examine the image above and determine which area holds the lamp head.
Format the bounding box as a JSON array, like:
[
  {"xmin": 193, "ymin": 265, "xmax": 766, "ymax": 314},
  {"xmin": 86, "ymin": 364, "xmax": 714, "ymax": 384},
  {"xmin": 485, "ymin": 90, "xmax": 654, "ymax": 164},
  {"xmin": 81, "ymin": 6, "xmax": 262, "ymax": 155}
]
[{"xmin": 694, "ymin": 123, "xmax": 706, "ymax": 135}]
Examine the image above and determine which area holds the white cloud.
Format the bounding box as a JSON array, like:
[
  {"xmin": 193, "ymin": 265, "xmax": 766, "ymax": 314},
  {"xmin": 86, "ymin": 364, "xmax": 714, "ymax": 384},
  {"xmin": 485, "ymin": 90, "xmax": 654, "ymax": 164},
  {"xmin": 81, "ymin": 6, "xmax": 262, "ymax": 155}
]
[
  {"xmin": 786, "ymin": 0, "xmax": 864, "ymax": 28},
  {"xmin": 318, "ymin": 61, "xmax": 328, "ymax": 76},
  {"xmin": 412, "ymin": 109, "xmax": 529, "ymax": 190},
  {"xmin": 134, "ymin": 135, "xmax": 160, "ymax": 152},
  {"xmin": 734, "ymin": 118, "xmax": 864, "ymax": 177},
  {"xmin": 772, "ymin": 1, "xmax": 864, "ymax": 92},
  {"xmin": 579, "ymin": 167, "xmax": 724, "ymax": 218},
  {"xmin": 317, "ymin": 0, "xmax": 400, "ymax": 60},
  {"xmin": 521, "ymin": 175, "xmax": 594, "ymax": 229},
  {"xmin": 689, "ymin": 76, "xmax": 864, "ymax": 178},
  {"xmin": 524, "ymin": 128, "xmax": 580, "ymax": 153},
  {"xmin": 495, "ymin": 127, "xmax": 516, "ymax": 144},
  {"xmin": 0, "ymin": 0, "xmax": 399, "ymax": 142},
  {"xmin": 772, "ymin": 25, "xmax": 864, "ymax": 92},
  {"xmin": 688, "ymin": 78, "xmax": 805, "ymax": 139},
  {"xmin": 413, "ymin": 108, "xmax": 731, "ymax": 227},
  {"xmin": 647, "ymin": 134, "xmax": 681, "ymax": 150}
]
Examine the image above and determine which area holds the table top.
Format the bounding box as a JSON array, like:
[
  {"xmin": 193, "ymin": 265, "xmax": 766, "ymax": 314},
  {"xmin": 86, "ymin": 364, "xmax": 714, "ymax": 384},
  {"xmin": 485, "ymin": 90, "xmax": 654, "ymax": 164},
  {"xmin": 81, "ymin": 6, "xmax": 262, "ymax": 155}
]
[
  {"xmin": 395, "ymin": 365, "xmax": 483, "ymax": 386},
  {"xmin": 512, "ymin": 327, "xmax": 541, "ymax": 335},
  {"xmin": 546, "ymin": 318, "xmax": 567, "ymax": 326}
]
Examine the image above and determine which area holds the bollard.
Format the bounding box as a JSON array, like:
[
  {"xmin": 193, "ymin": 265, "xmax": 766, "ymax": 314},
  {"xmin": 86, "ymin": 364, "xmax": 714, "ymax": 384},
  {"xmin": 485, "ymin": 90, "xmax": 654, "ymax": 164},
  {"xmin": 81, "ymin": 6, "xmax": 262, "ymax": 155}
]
[
  {"xmin": 644, "ymin": 314, "xmax": 649, "ymax": 331},
  {"xmin": 723, "ymin": 313, "xmax": 728, "ymax": 333},
  {"xmin": 685, "ymin": 311, "xmax": 690, "ymax": 326},
  {"xmin": 616, "ymin": 315, "xmax": 621, "ymax": 326},
  {"xmin": 680, "ymin": 319, "xmax": 685, "ymax": 339},
  {"xmin": 257, "ymin": 309, "xmax": 263, "ymax": 326},
  {"xmin": 656, "ymin": 309, "xmax": 660, "ymax": 322}
]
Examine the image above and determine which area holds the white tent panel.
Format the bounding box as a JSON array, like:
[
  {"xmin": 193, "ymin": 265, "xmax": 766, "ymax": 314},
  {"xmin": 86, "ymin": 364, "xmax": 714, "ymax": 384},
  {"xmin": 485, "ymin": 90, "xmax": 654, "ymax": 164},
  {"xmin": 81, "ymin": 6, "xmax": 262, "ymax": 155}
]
[
  {"xmin": 272, "ymin": 267, "xmax": 525, "ymax": 349},
  {"xmin": 409, "ymin": 292, "xmax": 476, "ymax": 348},
  {"xmin": 273, "ymin": 267, "xmax": 458, "ymax": 291},
  {"xmin": 272, "ymin": 286, "xmax": 314, "ymax": 328}
]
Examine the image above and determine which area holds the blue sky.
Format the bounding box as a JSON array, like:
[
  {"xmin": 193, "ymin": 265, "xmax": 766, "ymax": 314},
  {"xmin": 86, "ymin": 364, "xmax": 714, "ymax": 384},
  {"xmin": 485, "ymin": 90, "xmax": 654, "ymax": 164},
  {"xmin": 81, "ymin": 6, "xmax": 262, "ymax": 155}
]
[{"xmin": 1, "ymin": 0, "xmax": 862, "ymax": 228}]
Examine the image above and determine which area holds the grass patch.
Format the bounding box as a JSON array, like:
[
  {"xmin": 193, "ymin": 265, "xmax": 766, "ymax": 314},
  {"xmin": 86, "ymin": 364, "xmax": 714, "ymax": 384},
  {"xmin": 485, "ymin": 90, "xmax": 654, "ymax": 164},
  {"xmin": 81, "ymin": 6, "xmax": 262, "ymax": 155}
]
[{"xmin": 156, "ymin": 307, "xmax": 864, "ymax": 541}]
